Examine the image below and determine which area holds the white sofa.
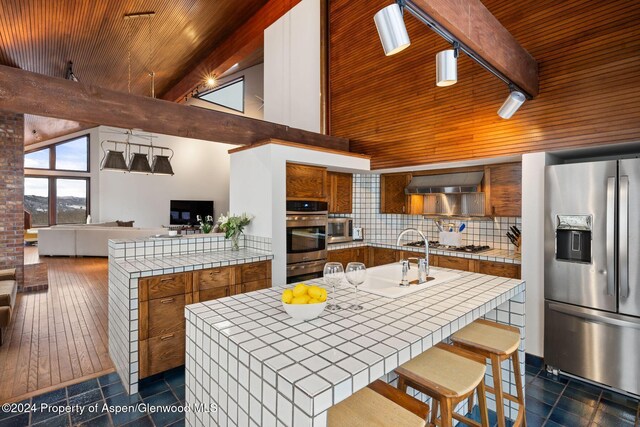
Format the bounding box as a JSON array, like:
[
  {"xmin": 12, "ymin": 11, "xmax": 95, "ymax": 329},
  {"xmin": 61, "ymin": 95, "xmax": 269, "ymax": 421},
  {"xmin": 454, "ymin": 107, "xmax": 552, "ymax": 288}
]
[{"xmin": 38, "ymin": 224, "xmax": 167, "ymax": 257}]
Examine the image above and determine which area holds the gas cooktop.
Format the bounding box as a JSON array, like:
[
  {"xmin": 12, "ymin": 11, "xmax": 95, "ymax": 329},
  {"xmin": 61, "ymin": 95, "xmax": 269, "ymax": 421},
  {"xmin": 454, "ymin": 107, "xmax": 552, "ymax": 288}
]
[{"xmin": 404, "ymin": 240, "xmax": 492, "ymax": 253}]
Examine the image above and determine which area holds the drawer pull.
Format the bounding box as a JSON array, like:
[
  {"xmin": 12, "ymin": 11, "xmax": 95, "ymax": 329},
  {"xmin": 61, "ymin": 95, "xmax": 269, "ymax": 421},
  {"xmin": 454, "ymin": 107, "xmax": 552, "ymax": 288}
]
[
  {"xmin": 160, "ymin": 298, "xmax": 175, "ymax": 304},
  {"xmin": 160, "ymin": 334, "xmax": 175, "ymax": 341},
  {"xmin": 209, "ymin": 270, "xmax": 221, "ymax": 275},
  {"xmin": 160, "ymin": 278, "xmax": 174, "ymax": 283}
]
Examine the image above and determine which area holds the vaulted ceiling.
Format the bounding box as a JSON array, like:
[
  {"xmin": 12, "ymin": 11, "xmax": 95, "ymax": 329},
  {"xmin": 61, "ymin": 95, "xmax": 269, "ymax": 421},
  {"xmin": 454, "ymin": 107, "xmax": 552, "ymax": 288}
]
[{"xmin": 0, "ymin": 0, "xmax": 268, "ymax": 145}]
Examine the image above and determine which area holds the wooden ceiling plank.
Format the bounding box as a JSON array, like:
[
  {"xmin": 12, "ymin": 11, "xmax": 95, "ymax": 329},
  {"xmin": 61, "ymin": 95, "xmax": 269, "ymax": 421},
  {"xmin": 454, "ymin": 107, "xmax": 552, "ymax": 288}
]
[
  {"xmin": 161, "ymin": 0, "xmax": 302, "ymax": 102},
  {"xmin": 0, "ymin": 64, "xmax": 349, "ymax": 151},
  {"xmin": 406, "ymin": 0, "xmax": 539, "ymax": 97}
]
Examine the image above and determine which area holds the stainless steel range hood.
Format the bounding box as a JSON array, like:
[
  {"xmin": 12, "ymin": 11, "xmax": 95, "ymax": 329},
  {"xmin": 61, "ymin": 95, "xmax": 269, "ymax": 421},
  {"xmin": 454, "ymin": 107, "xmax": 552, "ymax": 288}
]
[{"xmin": 404, "ymin": 171, "xmax": 484, "ymax": 194}]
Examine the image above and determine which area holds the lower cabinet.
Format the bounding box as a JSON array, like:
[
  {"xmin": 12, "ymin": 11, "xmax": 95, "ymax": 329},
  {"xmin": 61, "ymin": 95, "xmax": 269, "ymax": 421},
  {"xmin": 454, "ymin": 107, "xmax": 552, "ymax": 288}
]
[
  {"xmin": 476, "ymin": 260, "xmax": 521, "ymax": 279},
  {"xmin": 139, "ymin": 260, "xmax": 271, "ymax": 378},
  {"xmin": 369, "ymin": 247, "xmax": 398, "ymax": 267},
  {"xmin": 327, "ymin": 247, "xmax": 367, "ymax": 268}
]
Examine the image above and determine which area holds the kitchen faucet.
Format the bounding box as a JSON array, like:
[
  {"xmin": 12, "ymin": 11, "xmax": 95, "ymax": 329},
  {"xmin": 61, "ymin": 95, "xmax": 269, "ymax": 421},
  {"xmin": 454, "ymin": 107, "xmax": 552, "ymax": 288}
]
[{"xmin": 396, "ymin": 228, "xmax": 430, "ymax": 286}]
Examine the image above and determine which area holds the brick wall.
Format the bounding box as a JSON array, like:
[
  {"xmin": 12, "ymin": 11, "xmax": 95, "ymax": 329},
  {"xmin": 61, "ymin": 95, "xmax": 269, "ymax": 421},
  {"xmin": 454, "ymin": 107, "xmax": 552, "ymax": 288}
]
[{"xmin": 0, "ymin": 112, "xmax": 24, "ymax": 286}]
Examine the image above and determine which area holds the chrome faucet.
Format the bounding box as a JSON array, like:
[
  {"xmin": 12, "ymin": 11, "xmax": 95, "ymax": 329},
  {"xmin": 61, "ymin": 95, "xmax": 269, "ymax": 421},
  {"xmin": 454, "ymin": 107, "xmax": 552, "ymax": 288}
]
[{"xmin": 396, "ymin": 228, "xmax": 430, "ymax": 285}]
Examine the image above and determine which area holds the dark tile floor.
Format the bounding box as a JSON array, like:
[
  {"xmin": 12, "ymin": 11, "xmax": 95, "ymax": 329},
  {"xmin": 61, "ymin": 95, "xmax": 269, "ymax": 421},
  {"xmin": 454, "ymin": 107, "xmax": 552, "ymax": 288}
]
[{"xmin": 1, "ymin": 356, "xmax": 638, "ymax": 426}]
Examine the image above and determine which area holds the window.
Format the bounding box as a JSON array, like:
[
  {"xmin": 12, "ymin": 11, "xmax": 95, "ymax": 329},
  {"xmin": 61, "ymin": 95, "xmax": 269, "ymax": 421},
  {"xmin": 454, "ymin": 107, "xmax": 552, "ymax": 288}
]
[
  {"xmin": 24, "ymin": 177, "xmax": 50, "ymax": 226},
  {"xmin": 24, "ymin": 134, "xmax": 91, "ymax": 226},
  {"xmin": 196, "ymin": 77, "xmax": 244, "ymax": 113},
  {"xmin": 56, "ymin": 179, "xmax": 88, "ymax": 224}
]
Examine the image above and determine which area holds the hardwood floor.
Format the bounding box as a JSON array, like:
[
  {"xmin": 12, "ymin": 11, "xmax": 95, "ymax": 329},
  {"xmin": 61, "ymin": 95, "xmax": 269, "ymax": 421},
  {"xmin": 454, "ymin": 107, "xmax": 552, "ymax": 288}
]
[{"xmin": 0, "ymin": 254, "xmax": 114, "ymax": 403}]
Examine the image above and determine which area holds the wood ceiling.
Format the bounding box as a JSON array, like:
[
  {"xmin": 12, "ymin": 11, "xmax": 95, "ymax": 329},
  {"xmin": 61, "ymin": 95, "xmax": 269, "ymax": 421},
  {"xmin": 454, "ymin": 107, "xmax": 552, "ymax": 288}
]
[
  {"xmin": 329, "ymin": 0, "xmax": 640, "ymax": 169},
  {"xmin": 0, "ymin": 0, "xmax": 268, "ymax": 145}
]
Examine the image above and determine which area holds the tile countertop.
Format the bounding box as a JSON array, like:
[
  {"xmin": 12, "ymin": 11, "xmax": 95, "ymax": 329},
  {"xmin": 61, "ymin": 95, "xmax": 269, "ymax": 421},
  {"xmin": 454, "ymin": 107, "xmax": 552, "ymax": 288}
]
[
  {"xmin": 112, "ymin": 248, "xmax": 274, "ymax": 276},
  {"xmin": 184, "ymin": 268, "xmax": 525, "ymax": 425},
  {"xmin": 329, "ymin": 240, "xmax": 521, "ymax": 264}
]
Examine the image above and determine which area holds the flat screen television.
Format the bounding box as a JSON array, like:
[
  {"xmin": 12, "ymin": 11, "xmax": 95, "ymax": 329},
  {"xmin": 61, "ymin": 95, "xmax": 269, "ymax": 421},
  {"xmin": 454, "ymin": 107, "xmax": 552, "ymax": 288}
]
[{"xmin": 170, "ymin": 200, "xmax": 214, "ymax": 226}]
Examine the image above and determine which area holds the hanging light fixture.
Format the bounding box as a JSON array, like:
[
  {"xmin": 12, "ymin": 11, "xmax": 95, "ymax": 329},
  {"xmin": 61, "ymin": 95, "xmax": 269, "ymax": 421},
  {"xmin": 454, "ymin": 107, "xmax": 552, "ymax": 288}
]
[
  {"xmin": 374, "ymin": 3, "xmax": 410, "ymax": 56},
  {"xmin": 151, "ymin": 154, "xmax": 174, "ymax": 175},
  {"xmin": 497, "ymin": 90, "xmax": 526, "ymax": 119},
  {"xmin": 100, "ymin": 141, "xmax": 128, "ymax": 172},
  {"xmin": 129, "ymin": 152, "xmax": 152, "ymax": 174},
  {"xmin": 436, "ymin": 43, "xmax": 458, "ymax": 87}
]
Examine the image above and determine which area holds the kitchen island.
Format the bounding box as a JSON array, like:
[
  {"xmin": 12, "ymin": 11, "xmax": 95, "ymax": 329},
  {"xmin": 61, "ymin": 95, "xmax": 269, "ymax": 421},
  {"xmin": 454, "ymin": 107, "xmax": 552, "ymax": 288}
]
[{"xmin": 184, "ymin": 266, "xmax": 525, "ymax": 426}]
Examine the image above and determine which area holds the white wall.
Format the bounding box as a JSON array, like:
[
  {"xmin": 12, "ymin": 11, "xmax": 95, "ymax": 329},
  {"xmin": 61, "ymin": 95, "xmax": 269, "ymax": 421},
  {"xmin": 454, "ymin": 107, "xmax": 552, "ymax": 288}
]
[
  {"xmin": 98, "ymin": 127, "xmax": 238, "ymax": 228},
  {"xmin": 264, "ymin": 0, "xmax": 321, "ymax": 132},
  {"xmin": 186, "ymin": 63, "xmax": 264, "ymax": 120},
  {"xmin": 230, "ymin": 144, "xmax": 370, "ymax": 284},
  {"xmin": 521, "ymin": 152, "xmax": 560, "ymax": 357}
]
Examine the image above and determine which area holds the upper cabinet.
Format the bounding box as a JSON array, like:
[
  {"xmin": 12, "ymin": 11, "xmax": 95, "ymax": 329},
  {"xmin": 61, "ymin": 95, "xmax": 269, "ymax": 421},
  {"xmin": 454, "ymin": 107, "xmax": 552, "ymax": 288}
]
[
  {"xmin": 286, "ymin": 163, "xmax": 328, "ymax": 201},
  {"xmin": 484, "ymin": 163, "xmax": 522, "ymax": 217},
  {"xmin": 328, "ymin": 172, "xmax": 353, "ymax": 214},
  {"xmin": 380, "ymin": 173, "xmax": 423, "ymax": 214}
]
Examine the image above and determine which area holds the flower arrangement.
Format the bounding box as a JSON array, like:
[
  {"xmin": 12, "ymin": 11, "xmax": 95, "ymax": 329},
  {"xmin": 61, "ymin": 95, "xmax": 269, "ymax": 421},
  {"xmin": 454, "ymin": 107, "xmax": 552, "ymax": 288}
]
[
  {"xmin": 218, "ymin": 212, "xmax": 253, "ymax": 250},
  {"xmin": 197, "ymin": 215, "xmax": 214, "ymax": 234}
]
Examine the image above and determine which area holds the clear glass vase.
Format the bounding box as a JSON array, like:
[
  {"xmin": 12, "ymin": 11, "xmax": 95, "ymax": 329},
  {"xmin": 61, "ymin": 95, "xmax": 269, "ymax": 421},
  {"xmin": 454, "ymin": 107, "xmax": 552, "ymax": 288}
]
[{"xmin": 230, "ymin": 232, "xmax": 241, "ymax": 251}]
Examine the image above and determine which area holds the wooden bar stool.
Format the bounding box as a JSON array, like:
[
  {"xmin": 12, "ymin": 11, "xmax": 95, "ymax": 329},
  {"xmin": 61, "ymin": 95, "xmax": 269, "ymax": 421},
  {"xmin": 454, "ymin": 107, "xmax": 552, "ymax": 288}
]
[
  {"xmin": 451, "ymin": 319, "xmax": 525, "ymax": 427},
  {"xmin": 394, "ymin": 342, "xmax": 490, "ymax": 427},
  {"xmin": 328, "ymin": 379, "xmax": 430, "ymax": 427}
]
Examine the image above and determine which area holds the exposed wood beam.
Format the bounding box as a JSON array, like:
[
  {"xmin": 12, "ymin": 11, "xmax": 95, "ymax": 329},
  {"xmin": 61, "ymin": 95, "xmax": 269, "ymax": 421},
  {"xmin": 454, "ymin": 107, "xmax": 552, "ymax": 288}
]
[
  {"xmin": 162, "ymin": 0, "xmax": 302, "ymax": 103},
  {"xmin": 407, "ymin": 0, "xmax": 539, "ymax": 97},
  {"xmin": 0, "ymin": 65, "xmax": 349, "ymax": 150}
]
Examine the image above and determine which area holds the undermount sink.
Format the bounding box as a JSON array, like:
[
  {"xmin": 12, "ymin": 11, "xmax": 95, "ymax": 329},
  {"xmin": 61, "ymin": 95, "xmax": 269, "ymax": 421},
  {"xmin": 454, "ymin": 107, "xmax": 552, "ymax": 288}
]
[{"xmin": 358, "ymin": 263, "xmax": 460, "ymax": 299}]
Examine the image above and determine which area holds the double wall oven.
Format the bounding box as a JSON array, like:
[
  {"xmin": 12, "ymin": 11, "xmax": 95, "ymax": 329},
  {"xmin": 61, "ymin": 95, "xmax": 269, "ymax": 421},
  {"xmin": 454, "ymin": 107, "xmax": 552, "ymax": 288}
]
[{"xmin": 286, "ymin": 201, "xmax": 328, "ymax": 284}]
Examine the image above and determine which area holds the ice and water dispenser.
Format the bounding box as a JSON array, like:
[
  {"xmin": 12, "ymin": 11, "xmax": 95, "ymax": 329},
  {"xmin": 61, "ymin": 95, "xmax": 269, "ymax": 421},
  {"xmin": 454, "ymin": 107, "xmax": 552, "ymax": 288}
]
[{"xmin": 555, "ymin": 215, "xmax": 592, "ymax": 263}]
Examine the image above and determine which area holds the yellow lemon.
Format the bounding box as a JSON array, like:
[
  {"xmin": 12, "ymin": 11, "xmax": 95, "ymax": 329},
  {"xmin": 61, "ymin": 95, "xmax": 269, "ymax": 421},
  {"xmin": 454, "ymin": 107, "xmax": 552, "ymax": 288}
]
[
  {"xmin": 308, "ymin": 286, "xmax": 323, "ymax": 300},
  {"xmin": 308, "ymin": 298, "xmax": 320, "ymax": 304},
  {"xmin": 317, "ymin": 288, "xmax": 328, "ymax": 302},
  {"xmin": 281, "ymin": 289, "xmax": 293, "ymax": 304},
  {"xmin": 293, "ymin": 283, "xmax": 308, "ymax": 297},
  {"xmin": 291, "ymin": 295, "xmax": 310, "ymax": 305}
]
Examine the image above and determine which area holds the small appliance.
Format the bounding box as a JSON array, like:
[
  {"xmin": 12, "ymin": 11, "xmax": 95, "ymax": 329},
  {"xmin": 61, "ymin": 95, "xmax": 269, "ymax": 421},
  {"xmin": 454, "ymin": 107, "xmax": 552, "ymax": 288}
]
[{"xmin": 327, "ymin": 218, "xmax": 353, "ymax": 244}]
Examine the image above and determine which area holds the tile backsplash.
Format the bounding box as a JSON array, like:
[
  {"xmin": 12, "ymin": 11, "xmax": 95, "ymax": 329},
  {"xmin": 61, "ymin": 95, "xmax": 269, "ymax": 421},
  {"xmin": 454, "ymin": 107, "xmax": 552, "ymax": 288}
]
[{"xmin": 332, "ymin": 174, "xmax": 521, "ymax": 250}]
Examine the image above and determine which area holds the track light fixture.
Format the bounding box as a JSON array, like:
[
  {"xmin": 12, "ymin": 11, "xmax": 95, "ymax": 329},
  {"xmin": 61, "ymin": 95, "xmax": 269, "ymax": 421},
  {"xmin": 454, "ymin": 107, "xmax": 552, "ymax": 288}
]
[
  {"xmin": 374, "ymin": 3, "xmax": 410, "ymax": 56},
  {"xmin": 436, "ymin": 43, "xmax": 458, "ymax": 87},
  {"xmin": 497, "ymin": 89, "xmax": 526, "ymax": 119}
]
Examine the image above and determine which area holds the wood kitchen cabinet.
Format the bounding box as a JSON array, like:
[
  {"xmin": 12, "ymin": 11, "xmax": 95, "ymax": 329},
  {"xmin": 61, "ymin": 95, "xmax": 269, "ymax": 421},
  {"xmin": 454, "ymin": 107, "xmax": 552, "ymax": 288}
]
[
  {"xmin": 286, "ymin": 163, "xmax": 328, "ymax": 201},
  {"xmin": 139, "ymin": 260, "xmax": 271, "ymax": 378},
  {"xmin": 328, "ymin": 172, "xmax": 353, "ymax": 213},
  {"xmin": 369, "ymin": 247, "xmax": 400, "ymax": 267},
  {"xmin": 327, "ymin": 247, "xmax": 367, "ymax": 268},
  {"xmin": 477, "ymin": 260, "xmax": 521, "ymax": 279},
  {"xmin": 380, "ymin": 173, "xmax": 423, "ymax": 214},
  {"xmin": 484, "ymin": 162, "xmax": 522, "ymax": 217}
]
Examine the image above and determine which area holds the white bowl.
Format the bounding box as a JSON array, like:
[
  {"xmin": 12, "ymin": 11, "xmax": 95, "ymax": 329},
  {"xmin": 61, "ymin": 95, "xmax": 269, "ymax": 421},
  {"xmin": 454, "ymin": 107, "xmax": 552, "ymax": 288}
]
[{"xmin": 282, "ymin": 301, "xmax": 326, "ymax": 320}]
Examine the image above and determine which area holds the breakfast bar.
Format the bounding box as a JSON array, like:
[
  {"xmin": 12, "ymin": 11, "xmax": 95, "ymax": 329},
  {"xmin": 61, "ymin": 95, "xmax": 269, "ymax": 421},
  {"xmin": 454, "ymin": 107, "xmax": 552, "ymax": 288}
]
[{"xmin": 184, "ymin": 268, "xmax": 525, "ymax": 426}]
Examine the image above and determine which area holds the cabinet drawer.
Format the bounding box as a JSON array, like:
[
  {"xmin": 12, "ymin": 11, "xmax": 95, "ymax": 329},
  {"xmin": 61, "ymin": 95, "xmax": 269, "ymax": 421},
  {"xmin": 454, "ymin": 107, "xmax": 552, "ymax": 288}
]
[
  {"xmin": 139, "ymin": 331, "xmax": 185, "ymax": 378},
  {"xmin": 239, "ymin": 261, "xmax": 271, "ymax": 283},
  {"xmin": 140, "ymin": 273, "xmax": 190, "ymax": 301},
  {"xmin": 477, "ymin": 261, "xmax": 521, "ymax": 279},
  {"xmin": 237, "ymin": 279, "xmax": 271, "ymax": 294},
  {"xmin": 438, "ymin": 256, "xmax": 471, "ymax": 271},
  {"xmin": 140, "ymin": 294, "xmax": 192, "ymax": 340},
  {"xmin": 194, "ymin": 266, "xmax": 235, "ymax": 290},
  {"xmin": 196, "ymin": 285, "xmax": 234, "ymax": 303}
]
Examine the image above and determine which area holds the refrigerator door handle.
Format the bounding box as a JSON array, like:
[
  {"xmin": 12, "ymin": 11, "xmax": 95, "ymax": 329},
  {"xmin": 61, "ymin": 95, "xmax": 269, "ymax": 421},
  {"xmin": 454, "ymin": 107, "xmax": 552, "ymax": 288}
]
[
  {"xmin": 619, "ymin": 175, "xmax": 630, "ymax": 299},
  {"xmin": 548, "ymin": 302, "xmax": 640, "ymax": 330},
  {"xmin": 606, "ymin": 176, "xmax": 616, "ymax": 297}
]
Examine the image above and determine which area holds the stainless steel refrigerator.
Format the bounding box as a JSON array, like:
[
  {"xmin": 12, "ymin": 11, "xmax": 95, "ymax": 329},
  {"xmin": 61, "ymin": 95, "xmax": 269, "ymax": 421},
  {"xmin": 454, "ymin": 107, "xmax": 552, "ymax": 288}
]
[{"xmin": 544, "ymin": 159, "xmax": 640, "ymax": 396}]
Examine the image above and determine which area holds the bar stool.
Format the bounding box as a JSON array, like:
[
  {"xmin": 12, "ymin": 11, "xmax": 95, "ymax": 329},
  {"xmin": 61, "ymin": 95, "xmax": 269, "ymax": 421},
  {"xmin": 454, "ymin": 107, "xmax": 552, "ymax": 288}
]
[
  {"xmin": 395, "ymin": 342, "xmax": 490, "ymax": 427},
  {"xmin": 328, "ymin": 379, "xmax": 430, "ymax": 427},
  {"xmin": 451, "ymin": 319, "xmax": 525, "ymax": 427}
]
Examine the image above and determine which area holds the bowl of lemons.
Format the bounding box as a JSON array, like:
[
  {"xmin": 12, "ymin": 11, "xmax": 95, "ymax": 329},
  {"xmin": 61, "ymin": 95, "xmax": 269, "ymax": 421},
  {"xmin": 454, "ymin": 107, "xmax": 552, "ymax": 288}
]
[{"xmin": 281, "ymin": 283, "xmax": 328, "ymax": 320}]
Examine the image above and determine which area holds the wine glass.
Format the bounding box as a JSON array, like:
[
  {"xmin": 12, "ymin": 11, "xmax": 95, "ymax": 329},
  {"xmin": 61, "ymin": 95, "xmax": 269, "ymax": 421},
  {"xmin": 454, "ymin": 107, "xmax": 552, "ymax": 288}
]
[
  {"xmin": 345, "ymin": 262, "xmax": 366, "ymax": 312},
  {"xmin": 323, "ymin": 262, "xmax": 344, "ymax": 311}
]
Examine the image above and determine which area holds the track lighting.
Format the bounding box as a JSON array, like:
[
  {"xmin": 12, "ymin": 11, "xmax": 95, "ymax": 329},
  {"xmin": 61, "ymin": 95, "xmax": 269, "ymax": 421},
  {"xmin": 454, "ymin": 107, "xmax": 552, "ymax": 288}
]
[
  {"xmin": 436, "ymin": 46, "xmax": 458, "ymax": 87},
  {"xmin": 374, "ymin": 3, "xmax": 410, "ymax": 56},
  {"xmin": 497, "ymin": 90, "xmax": 526, "ymax": 119}
]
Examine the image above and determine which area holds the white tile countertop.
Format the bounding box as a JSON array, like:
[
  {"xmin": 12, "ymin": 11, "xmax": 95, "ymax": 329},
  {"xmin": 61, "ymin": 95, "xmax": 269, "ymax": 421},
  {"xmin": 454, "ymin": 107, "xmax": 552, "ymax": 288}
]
[
  {"xmin": 328, "ymin": 240, "xmax": 521, "ymax": 264},
  {"xmin": 112, "ymin": 248, "xmax": 274, "ymax": 276},
  {"xmin": 184, "ymin": 268, "xmax": 526, "ymax": 426}
]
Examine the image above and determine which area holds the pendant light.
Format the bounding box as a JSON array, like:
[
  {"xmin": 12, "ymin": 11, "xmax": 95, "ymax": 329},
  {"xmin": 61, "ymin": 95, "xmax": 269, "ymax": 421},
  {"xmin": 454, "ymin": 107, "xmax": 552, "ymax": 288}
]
[
  {"xmin": 374, "ymin": 3, "xmax": 410, "ymax": 56},
  {"xmin": 497, "ymin": 90, "xmax": 526, "ymax": 119},
  {"xmin": 129, "ymin": 151, "xmax": 152, "ymax": 174},
  {"xmin": 100, "ymin": 141, "xmax": 128, "ymax": 172},
  {"xmin": 151, "ymin": 155, "xmax": 174, "ymax": 175},
  {"xmin": 436, "ymin": 45, "xmax": 458, "ymax": 87}
]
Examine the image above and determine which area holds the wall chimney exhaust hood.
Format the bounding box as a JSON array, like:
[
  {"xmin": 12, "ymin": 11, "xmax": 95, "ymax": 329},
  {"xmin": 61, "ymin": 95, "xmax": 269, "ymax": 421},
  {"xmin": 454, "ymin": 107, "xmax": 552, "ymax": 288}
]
[{"xmin": 404, "ymin": 171, "xmax": 484, "ymax": 194}]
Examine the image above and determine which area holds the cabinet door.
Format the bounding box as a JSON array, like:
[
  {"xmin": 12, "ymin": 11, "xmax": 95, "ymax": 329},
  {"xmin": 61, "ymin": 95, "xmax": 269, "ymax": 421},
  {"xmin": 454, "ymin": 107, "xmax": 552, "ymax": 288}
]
[
  {"xmin": 329, "ymin": 172, "xmax": 353, "ymax": 213},
  {"xmin": 139, "ymin": 331, "xmax": 185, "ymax": 379},
  {"xmin": 438, "ymin": 256, "xmax": 471, "ymax": 271},
  {"xmin": 194, "ymin": 266, "xmax": 236, "ymax": 290},
  {"xmin": 371, "ymin": 247, "xmax": 399, "ymax": 266},
  {"xmin": 140, "ymin": 272, "xmax": 191, "ymax": 301},
  {"xmin": 327, "ymin": 248, "xmax": 355, "ymax": 268},
  {"xmin": 140, "ymin": 293, "xmax": 192, "ymax": 340},
  {"xmin": 237, "ymin": 279, "xmax": 271, "ymax": 294},
  {"xmin": 380, "ymin": 173, "xmax": 411, "ymax": 214},
  {"xmin": 196, "ymin": 285, "xmax": 234, "ymax": 303},
  {"xmin": 286, "ymin": 163, "xmax": 328, "ymax": 201},
  {"xmin": 485, "ymin": 163, "xmax": 522, "ymax": 217},
  {"xmin": 477, "ymin": 261, "xmax": 521, "ymax": 279},
  {"xmin": 239, "ymin": 261, "xmax": 271, "ymax": 283}
]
